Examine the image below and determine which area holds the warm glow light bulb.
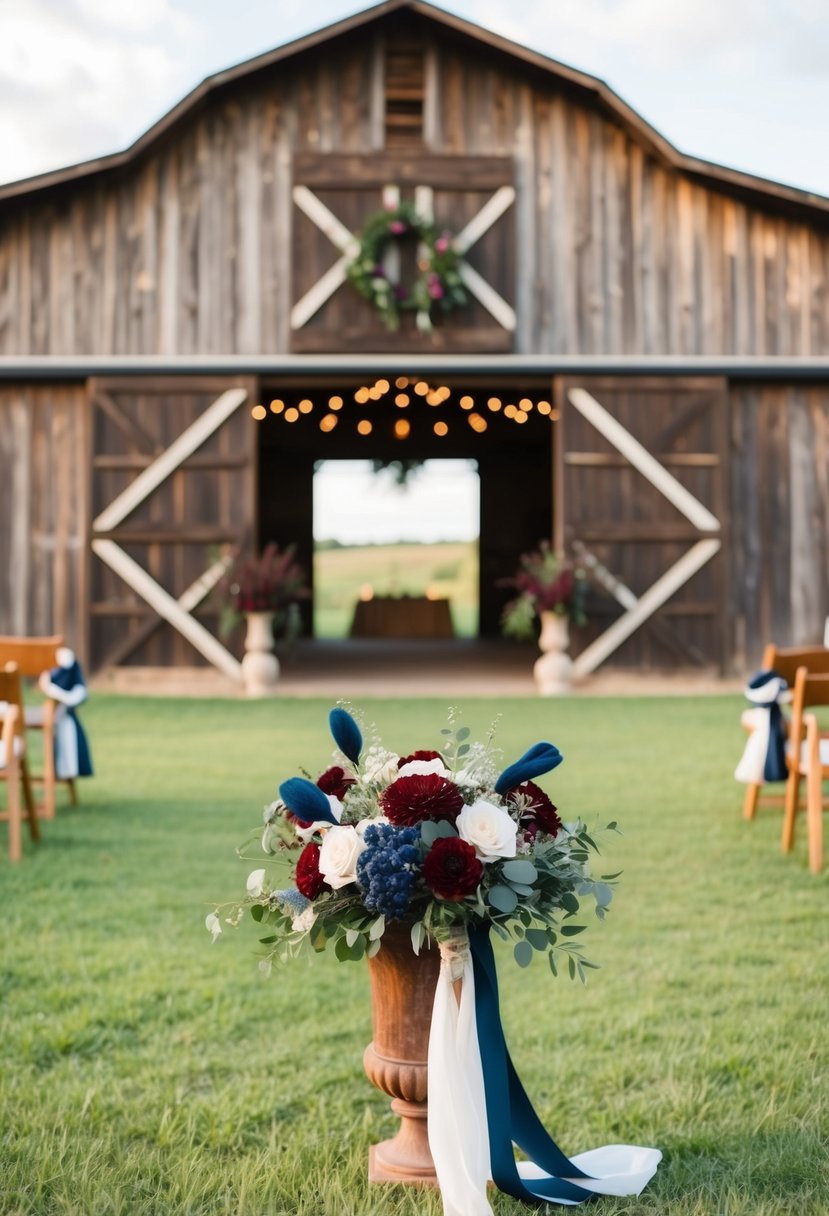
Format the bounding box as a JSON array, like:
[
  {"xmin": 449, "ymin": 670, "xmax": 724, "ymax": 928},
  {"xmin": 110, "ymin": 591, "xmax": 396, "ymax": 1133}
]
[
  {"xmin": 395, "ymin": 393, "xmax": 410, "ymax": 407},
  {"xmin": 284, "ymin": 407, "xmax": 299, "ymax": 423},
  {"xmin": 460, "ymin": 395, "xmax": 474, "ymax": 410},
  {"xmin": 251, "ymin": 405, "xmax": 267, "ymax": 420},
  {"xmin": 269, "ymin": 399, "xmax": 284, "ymax": 414},
  {"xmin": 537, "ymin": 400, "xmax": 552, "ymax": 415},
  {"xmin": 487, "ymin": 397, "xmax": 502, "ymax": 412},
  {"xmin": 355, "ymin": 387, "xmax": 370, "ymax": 404},
  {"xmin": 357, "ymin": 419, "xmax": 373, "ymax": 435},
  {"xmin": 329, "ymin": 395, "xmax": 343, "ymax": 410},
  {"xmin": 394, "ymin": 419, "xmax": 411, "ymax": 439},
  {"xmin": 414, "ymin": 381, "xmax": 429, "ymax": 396},
  {"xmin": 395, "ymin": 376, "xmax": 409, "ymax": 389},
  {"xmin": 504, "ymin": 404, "xmax": 517, "ymax": 418},
  {"xmin": 320, "ymin": 414, "xmax": 338, "ymax": 432},
  {"xmin": 299, "ymin": 398, "xmax": 313, "ymax": 414},
  {"xmin": 434, "ymin": 421, "xmax": 449, "ymax": 436}
]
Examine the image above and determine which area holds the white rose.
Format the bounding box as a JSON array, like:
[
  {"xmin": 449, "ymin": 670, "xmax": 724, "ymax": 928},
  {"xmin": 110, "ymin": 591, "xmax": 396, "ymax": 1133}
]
[
  {"xmin": 456, "ymin": 799, "xmax": 518, "ymax": 862},
  {"xmin": 295, "ymin": 794, "xmax": 344, "ymax": 843},
  {"xmin": 318, "ymin": 824, "xmax": 367, "ymax": 889},
  {"xmin": 364, "ymin": 753, "xmax": 400, "ymax": 784},
  {"xmin": 205, "ymin": 912, "xmax": 222, "ymax": 942},
  {"xmin": 398, "ymin": 757, "xmax": 452, "ymax": 780},
  {"xmin": 291, "ymin": 906, "xmax": 318, "ymax": 933},
  {"xmin": 246, "ymin": 868, "xmax": 267, "ymax": 897}
]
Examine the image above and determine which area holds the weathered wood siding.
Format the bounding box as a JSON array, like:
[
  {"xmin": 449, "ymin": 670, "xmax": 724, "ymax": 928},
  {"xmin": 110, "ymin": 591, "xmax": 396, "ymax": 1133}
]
[
  {"xmin": 0, "ymin": 16, "xmax": 828, "ymax": 358},
  {"xmin": 729, "ymin": 383, "xmax": 829, "ymax": 668},
  {"xmin": 0, "ymin": 385, "xmax": 89, "ymax": 662}
]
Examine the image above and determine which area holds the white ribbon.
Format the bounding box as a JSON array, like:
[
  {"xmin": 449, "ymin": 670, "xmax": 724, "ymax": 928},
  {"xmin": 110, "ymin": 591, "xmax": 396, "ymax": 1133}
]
[{"xmin": 428, "ymin": 930, "xmax": 493, "ymax": 1216}]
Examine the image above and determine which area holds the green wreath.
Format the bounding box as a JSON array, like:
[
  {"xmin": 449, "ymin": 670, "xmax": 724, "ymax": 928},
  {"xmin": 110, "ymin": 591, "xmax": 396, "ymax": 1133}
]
[{"xmin": 345, "ymin": 200, "xmax": 467, "ymax": 332}]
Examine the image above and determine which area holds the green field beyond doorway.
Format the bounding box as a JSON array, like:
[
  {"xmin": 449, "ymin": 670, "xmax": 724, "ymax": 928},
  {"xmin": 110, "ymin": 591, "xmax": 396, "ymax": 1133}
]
[{"xmin": 313, "ymin": 460, "xmax": 480, "ymax": 638}]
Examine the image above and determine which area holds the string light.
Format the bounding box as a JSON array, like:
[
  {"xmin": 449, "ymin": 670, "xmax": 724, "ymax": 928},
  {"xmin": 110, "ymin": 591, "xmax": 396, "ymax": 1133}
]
[
  {"xmin": 320, "ymin": 414, "xmax": 338, "ymax": 432},
  {"xmin": 434, "ymin": 421, "xmax": 449, "ymax": 437},
  {"xmin": 460, "ymin": 395, "xmax": 474, "ymax": 410},
  {"xmin": 395, "ymin": 393, "xmax": 410, "ymax": 408},
  {"xmin": 298, "ymin": 398, "xmax": 313, "ymax": 414},
  {"xmin": 468, "ymin": 413, "xmax": 487, "ymax": 433},
  {"xmin": 357, "ymin": 419, "xmax": 373, "ymax": 435},
  {"xmin": 376, "ymin": 379, "xmax": 390, "ymax": 394},
  {"xmin": 251, "ymin": 405, "xmax": 266, "ymax": 421},
  {"xmin": 504, "ymin": 404, "xmax": 517, "ymax": 419},
  {"xmin": 426, "ymin": 391, "xmax": 441, "ymax": 406},
  {"xmin": 487, "ymin": 397, "xmax": 502, "ymax": 412},
  {"xmin": 414, "ymin": 381, "xmax": 429, "ymax": 396},
  {"xmin": 329, "ymin": 395, "xmax": 343, "ymax": 410},
  {"xmin": 284, "ymin": 407, "xmax": 299, "ymax": 423},
  {"xmin": 395, "ymin": 376, "xmax": 409, "ymax": 389},
  {"xmin": 355, "ymin": 387, "xmax": 370, "ymax": 404},
  {"xmin": 519, "ymin": 397, "xmax": 533, "ymax": 411},
  {"xmin": 269, "ymin": 399, "xmax": 284, "ymax": 414},
  {"xmin": 514, "ymin": 409, "xmax": 528, "ymax": 424},
  {"xmin": 549, "ymin": 408, "xmax": 561, "ymax": 421},
  {"xmin": 394, "ymin": 419, "xmax": 411, "ymax": 439},
  {"xmin": 537, "ymin": 400, "xmax": 552, "ymax": 416}
]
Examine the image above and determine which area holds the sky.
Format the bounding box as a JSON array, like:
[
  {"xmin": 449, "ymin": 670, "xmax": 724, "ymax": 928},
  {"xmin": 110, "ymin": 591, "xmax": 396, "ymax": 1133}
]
[
  {"xmin": 313, "ymin": 460, "xmax": 480, "ymax": 544},
  {"xmin": 1, "ymin": 0, "xmax": 829, "ymax": 196}
]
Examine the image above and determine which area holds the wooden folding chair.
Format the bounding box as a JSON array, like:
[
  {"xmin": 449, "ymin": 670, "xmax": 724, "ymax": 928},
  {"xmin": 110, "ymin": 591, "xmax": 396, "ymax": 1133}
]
[
  {"xmin": 781, "ymin": 667, "xmax": 829, "ymax": 872},
  {"xmin": 0, "ymin": 663, "xmax": 41, "ymax": 862},
  {"xmin": 742, "ymin": 643, "xmax": 829, "ymax": 821},
  {"xmin": 0, "ymin": 635, "xmax": 64, "ymax": 818}
]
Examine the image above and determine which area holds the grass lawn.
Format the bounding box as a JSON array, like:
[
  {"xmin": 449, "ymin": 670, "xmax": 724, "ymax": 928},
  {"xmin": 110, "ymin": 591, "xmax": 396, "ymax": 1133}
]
[{"xmin": 1, "ymin": 693, "xmax": 827, "ymax": 1216}]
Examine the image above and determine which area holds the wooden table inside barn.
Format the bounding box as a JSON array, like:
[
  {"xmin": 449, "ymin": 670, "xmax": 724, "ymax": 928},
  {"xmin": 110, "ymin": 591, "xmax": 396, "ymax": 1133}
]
[{"xmin": 349, "ymin": 596, "xmax": 454, "ymax": 639}]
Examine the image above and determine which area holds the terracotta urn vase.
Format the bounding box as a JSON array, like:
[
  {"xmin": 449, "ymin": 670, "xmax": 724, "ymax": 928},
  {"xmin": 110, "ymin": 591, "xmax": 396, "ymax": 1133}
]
[
  {"xmin": 533, "ymin": 610, "xmax": 573, "ymax": 695},
  {"xmin": 363, "ymin": 921, "xmax": 441, "ymax": 1185},
  {"xmin": 240, "ymin": 611, "xmax": 280, "ymax": 697}
]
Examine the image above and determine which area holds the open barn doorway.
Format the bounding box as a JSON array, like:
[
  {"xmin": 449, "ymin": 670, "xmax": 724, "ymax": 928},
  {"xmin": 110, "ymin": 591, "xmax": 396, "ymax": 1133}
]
[{"xmin": 312, "ymin": 460, "xmax": 480, "ymax": 639}]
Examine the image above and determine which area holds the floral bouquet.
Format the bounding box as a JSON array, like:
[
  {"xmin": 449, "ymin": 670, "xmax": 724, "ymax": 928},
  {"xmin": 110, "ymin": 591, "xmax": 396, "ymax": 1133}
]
[
  {"xmin": 500, "ymin": 540, "xmax": 588, "ymax": 641},
  {"xmin": 207, "ymin": 706, "xmax": 660, "ymax": 1213},
  {"xmin": 207, "ymin": 706, "xmax": 615, "ymax": 976},
  {"xmin": 216, "ymin": 541, "xmax": 309, "ymax": 639}
]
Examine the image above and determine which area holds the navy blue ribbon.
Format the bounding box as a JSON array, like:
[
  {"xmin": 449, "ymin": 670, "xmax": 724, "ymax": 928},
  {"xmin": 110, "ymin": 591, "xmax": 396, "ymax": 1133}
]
[
  {"xmin": 469, "ymin": 925, "xmax": 597, "ymax": 1205},
  {"xmin": 764, "ymin": 702, "xmax": 787, "ymax": 782}
]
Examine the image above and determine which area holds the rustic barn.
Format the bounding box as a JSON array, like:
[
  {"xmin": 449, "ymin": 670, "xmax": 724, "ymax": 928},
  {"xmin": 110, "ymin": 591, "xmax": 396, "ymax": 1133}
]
[{"xmin": 1, "ymin": 0, "xmax": 828, "ymax": 678}]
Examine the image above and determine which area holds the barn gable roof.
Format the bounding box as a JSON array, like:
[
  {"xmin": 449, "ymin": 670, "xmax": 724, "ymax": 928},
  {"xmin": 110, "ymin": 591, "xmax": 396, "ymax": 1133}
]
[{"xmin": 1, "ymin": 0, "xmax": 827, "ymax": 222}]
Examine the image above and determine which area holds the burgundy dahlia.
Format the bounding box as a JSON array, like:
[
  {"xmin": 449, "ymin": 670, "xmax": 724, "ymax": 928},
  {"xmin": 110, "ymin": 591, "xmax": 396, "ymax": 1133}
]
[
  {"xmin": 316, "ymin": 765, "xmax": 356, "ymax": 800},
  {"xmin": 295, "ymin": 842, "xmax": 326, "ymax": 899},
  {"xmin": 511, "ymin": 780, "xmax": 562, "ymax": 839},
  {"xmin": 380, "ymin": 773, "xmax": 463, "ymax": 827},
  {"xmin": 422, "ymin": 837, "xmax": 482, "ymax": 900},
  {"xmin": 398, "ymin": 749, "xmax": 443, "ymax": 768}
]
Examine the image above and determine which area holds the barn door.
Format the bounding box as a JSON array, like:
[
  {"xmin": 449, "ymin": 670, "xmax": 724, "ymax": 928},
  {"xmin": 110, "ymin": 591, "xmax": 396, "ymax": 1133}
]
[
  {"xmin": 87, "ymin": 376, "xmax": 257, "ymax": 674},
  {"xmin": 554, "ymin": 376, "xmax": 729, "ymax": 672}
]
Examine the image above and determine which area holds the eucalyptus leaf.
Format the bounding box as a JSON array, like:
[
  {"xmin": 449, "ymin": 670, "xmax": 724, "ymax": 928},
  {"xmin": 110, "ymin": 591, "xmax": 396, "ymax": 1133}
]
[
  {"xmin": 514, "ymin": 940, "xmax": 533, "ymax": 968},
  {"xmin": 250, "ymin": 905, "xmax": 265, "ymax": 923},
  {"xmin": 560, "ymin": 924, "xmax": 585, "ymax": 936},
  {"xmin": 506, "ymin": 882, "xmax": 536, "ymax": 897},
  {"xmin": 488, "ymin": 885, "xmax": 519, "ymax": 914},
  {"xmin": 367, "ymin": 937, "xmax": 382, "ymax": 958},
  {"xmin": 369, "ymin": 916, "xmax": 386, "ymax": 941},
  {"xmin": 568, "ymin": 955, "xmax": 576, "ymax": 979},
  {"xmin": 501, "ymin": 859, "xmax": 538, "ymax": 884},
  {"xmin": 345, "ymin": 928, "xmax": 360, "ymax": 948},
  {"xmin": 526, "ymin": 928, "xmax": 550, "ymax": 950},
  {"xmin": 456, "ymin": 727, "xmax": 471, "ymax": 742},
  {"xmin": 421, "ymin": 819, "xmax": 457, "ymax": 846}
]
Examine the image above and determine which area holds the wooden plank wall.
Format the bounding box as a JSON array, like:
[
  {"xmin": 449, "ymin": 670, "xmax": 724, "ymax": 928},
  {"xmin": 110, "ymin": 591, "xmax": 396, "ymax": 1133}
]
[
  {"xmin": 0, "ymin": 20, "xmax": 828, "ymax": 358},
  {"xmin": 729, "ymin": 383, "xmax": 829, "ymax": 670},
  {"xmin": 0, "ymin": 385, "xmax": 89, "ymax": 663}
]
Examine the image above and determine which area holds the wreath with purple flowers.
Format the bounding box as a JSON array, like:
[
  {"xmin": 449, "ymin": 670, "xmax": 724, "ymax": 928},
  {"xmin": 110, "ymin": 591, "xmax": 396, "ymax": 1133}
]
[{"xmin": 345, "ymin": 200, "xmax": 467, "ymax": 333}]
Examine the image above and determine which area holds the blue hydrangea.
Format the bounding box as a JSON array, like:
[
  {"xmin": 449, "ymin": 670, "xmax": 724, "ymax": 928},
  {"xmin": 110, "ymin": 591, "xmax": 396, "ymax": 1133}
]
[{"xmin": 357, "ymin": 824, "xmax": 421, "ymax": 920}]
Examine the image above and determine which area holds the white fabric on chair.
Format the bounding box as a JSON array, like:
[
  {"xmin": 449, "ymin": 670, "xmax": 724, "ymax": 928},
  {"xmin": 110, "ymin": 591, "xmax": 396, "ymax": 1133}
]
[
  {"xmin": 796, "ymin": 737, "xmax": 829, "ymax": 773},
  {"xmin": 0, "ymin": 735, "xmax": 24, "ymax": 768}
]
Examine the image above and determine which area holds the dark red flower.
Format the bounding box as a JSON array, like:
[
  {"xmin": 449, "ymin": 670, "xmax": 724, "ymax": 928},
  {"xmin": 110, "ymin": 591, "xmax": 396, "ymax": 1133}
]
[
  {"xmin": 398, "ymin": 749, "xmax": 443, "ymax": 768},
  {"xmin": 380, "ymin": 774, "xmax": 463, "ymax": 827},
  {"xmin": 285, "ymin": 809, "xmax": 313, "ymax": 831},
  {"xmin": 422, "ymin": 837, "xmax": 482, "ymax": 900},
  {"xmin": 316, "ymin": 765, "xmax": 356, "ymax": 800},
  {"xmin": 510, "ymin": 780, "xmax": 562, "ymax": 838},
  {"xmin": 295, "ymin": 842, "xmax": 326, "ymax": 900}
]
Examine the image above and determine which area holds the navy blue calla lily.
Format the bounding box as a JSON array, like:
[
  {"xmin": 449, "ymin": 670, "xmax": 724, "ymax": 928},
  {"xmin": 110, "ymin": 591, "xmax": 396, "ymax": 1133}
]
[
  {"xmin": 329, "ymin": 707, "xmax": 362, "ymax": 764},
  {"xmin": 279, "ymin": 777, "xmax": 339, "ymax": 825},
  {"xmin": 494, "ymin": 741, "xmax": 563, "ymax": 795}
]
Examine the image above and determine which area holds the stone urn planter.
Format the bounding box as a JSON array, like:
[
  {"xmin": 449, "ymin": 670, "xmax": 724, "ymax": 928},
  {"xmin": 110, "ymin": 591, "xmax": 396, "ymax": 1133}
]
[
  {"xmin": 240, "ymin": 611, "xmax": 280, "ymax": 697},
  {"xmin": 363, "ymin": 922, "xmax": 441, "ymax": 1185},
  {"xmin": 533, "ymin": 610, "xmax": 573, "ymax": 696}
]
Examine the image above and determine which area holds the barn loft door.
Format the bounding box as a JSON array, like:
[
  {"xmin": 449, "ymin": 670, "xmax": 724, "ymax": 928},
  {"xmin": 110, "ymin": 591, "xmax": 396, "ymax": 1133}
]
[
  {"xmin": 554, "ymin": 377, "xmax": 729, "ymax": 672},
  {"xmin": 290, "ymin": 154, "xmax": 515, "ymax": 352},
  {"xmin": 88, "ymin": 377, "xmax": 257, "ymax": 674}
]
